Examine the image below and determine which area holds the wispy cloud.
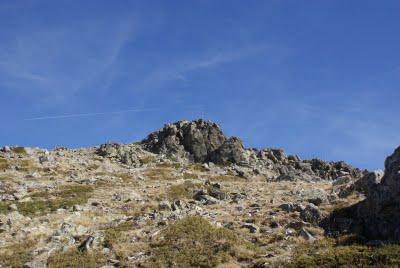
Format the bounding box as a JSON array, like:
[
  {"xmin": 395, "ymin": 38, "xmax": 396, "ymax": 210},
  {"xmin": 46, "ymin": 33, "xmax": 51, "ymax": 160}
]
[
  {"xmin": 0, "ymin": 16, "xmax": 136, "ymax": 105},
  {"xmin": 144, "ymin": 44, "xmax": 270, "ymax": 84}
]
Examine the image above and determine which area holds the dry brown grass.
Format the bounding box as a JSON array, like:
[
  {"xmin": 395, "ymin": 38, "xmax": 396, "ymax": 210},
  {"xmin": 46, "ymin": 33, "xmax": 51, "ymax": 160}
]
[
  {"xmin": 0, "ymin": 157, "xmax": 9, "ymax": 170},
  {"xmin": 144, "ymin": 167, "xmax": 176, "ymax": 180},
  {"xmin": 103, "ymin": 221, "xmax": 150, "ymax": 266},
  {"xmin": 163, "ymin": 181, "xmax": 201, "ymax": 201},
  {"xmin": 284, "ymin": 238, "xmax": 400, "ymax": 268},
  {"xmin": 47, "ymin": 248, "xmax": 107, "ymax": 268},
  {"xmin": 0, "ymin": 240, "xmax": 35, "ymax": 267},
  {"xmin": 146, "ymin": 216, "xmax": 259, "ymax": 268}
]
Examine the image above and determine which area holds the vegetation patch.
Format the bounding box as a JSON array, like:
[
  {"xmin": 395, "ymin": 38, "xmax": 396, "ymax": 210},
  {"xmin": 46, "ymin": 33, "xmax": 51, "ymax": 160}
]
[
  {"xmin": 145, "ymin": 168, "xmax": 176, "ymax": 180},
  {"xmin": 139, "ymin": 156, "xmax": 156, "ymax": 165},
  {"xmin": 103, "ymin": 221, "xmax": 150, "ymax": 266},
  {"xmin": 0, "ymin": 240, "xmax": 35, "ymax": 267},
  {"xmin": 157, "ymin": 162, "xmax": 182, "ymax": 169},
  {"xmin": 0, "ymin": 158, "xmax": 9, "ymax": 170},
  {"xmin": 211, "ymin": 174, "xmax": 244, "ymax": 181},
  {"xmin": 0, "ymin": 185, "xmax": 93, "ymax": 216},
  {"xmin": 190, "ymin": 163, "xmax": 208, "ymax": 172},
  {"xmin": 287, "ymin": 240, "xmax": 400, "ymax": 268},
  {"xmin": 11, "ymin": 146, "xmax": 27, "ymax": 154},
  {"xmin": 164, "ymin": 181, "xmax": 200, "ymax": 201},
  {"xmin": 18, "ymin": 159, "xmax": 43, "ymax": 172},
  {"xmin": 147, "ymin": 216, "xmax": 257, "ymax": 268},
  {"xmin": 47, "ymin": 248, "xmax": 107, "ymax": 268}
]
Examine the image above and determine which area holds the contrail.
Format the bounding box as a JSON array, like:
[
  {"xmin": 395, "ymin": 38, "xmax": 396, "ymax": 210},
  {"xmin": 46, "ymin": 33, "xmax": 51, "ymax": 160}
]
[{"xmin": 23, "ymin": 106, "xmax": 204, "ymax": 121}]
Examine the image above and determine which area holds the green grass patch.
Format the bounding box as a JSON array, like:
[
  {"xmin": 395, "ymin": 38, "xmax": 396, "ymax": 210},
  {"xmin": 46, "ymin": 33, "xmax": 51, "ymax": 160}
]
[
  {"xmin": 47, "ymin": 248, "xmax": 107, "ymax": 268},
  {"xmin": 287, "ymin": 240, "xmax": 400, "ymax": 268},
  {"xmin": 0, "ymin": 240, "xmax": 35, "ymax": 267},
  {"xmin": 11, "ymin": 146, "xmax": 27, "ymax": 154},
  {"xmin": 157, "ymin": 162, "xmax": 182, "ymax": 169},
  {"xmin": 146, "ymin": 216, "xmax": 257, "ymax": 268},
  {"xmin": 0, "ymin": 158, "xmax": 9, "ymax": 170},
  {"xmin": 0, "ymin": 185, "xmax": 93, "ymax": 216}
]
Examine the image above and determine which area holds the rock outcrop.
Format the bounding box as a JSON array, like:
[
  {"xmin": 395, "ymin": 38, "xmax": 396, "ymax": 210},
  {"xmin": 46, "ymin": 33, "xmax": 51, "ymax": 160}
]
[
  {"xmin": 324, "ymin": 146, "xmax": 400, "ymax": 241},
  {"xmin": 141, "ymin": 119, "xmax": 247, "ymax": 164}
]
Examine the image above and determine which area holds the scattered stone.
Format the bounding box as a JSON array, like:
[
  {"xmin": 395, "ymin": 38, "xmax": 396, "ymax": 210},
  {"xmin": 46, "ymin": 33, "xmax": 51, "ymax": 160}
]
[
  {"xmin": 159, "ymin": 201, "xmax": 172, "ymax": 211},
  {"xmin": 300, "ymin": 203, "xmax": 322, "ymax": 225},
  {"xmin": 299, "ymin": 228, "xmax": 315, "ymax": 241},
  {"xmin": 241, "ymin": 223, "xmax": 259, "ymax": 233},
  {"xmin": 332, "ymin": 175, "xmax": 352, "ymax": 186}
]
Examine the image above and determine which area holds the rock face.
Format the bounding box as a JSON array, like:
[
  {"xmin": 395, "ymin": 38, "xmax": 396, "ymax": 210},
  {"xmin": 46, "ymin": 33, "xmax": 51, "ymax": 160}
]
[
  {"xmin": 141, "ymin": 119, "xmax": 246, "ymax": 164},
  {"xmin": 358, "ymin": 146, "xmax": 400, "ymax": 240},
  {"xmin": 324, "ymin": 146, "xmax": 400, "ymax": 241},
  {"xmin": 210, "ymin": 137, "xmax": 248, "ymax": 165}
]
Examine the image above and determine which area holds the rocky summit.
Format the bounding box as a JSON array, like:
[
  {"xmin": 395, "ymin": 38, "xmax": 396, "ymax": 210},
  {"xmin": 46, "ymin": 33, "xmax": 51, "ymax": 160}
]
[{"xmin": 0, "ymin": 119, "xmax": 400, "ymax": 268}]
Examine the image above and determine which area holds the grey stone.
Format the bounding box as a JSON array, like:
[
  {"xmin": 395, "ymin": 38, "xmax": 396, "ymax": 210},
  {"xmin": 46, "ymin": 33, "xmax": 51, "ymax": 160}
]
[
  {"xmin": 242, "ymin": 223, "xmax": 259, "ymax": 233},
  {"xmin": 299, "ymin": 228, "xmax": 315, "ymax": 241},
  {"xmin": 332, "ymin": 175, "xmax": 352, "ymax": 186},
  {"xmin": 300, "ymin": 203, "xmax": 322, "ymax": 225}
]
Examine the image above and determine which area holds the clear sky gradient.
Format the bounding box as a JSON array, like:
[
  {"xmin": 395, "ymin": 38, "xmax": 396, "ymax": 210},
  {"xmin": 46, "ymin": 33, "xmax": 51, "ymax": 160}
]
[{"xmin": 1, "ymin": 0, "xmax": 399, "ymax": 170}]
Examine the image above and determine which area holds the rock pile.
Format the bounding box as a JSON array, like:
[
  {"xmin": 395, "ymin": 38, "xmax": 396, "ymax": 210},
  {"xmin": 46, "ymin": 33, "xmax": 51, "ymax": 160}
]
[{"xmin": 140, "ymin": 119, "xmax": 364, "ymax": 182}]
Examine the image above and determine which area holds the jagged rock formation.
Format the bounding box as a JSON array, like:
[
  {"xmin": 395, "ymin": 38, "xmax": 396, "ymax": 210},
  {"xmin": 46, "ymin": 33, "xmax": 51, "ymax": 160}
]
[
  {"xmin": 141, "ymin": 119, "xmax": 229, "ymax": 163},
  {"xmin": 324, "ymin": 146, "xmax": 400, "ymax": 241},
  {"xmin": 139, "ymin": 119, "xmax": 364, "ymax": 182}
]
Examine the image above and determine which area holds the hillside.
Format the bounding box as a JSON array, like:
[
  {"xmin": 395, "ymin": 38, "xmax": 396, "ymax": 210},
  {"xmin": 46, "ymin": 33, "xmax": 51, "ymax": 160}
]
[{"xmin": 0, "ymin": 119, "xmax": 399, "ymax": 268}]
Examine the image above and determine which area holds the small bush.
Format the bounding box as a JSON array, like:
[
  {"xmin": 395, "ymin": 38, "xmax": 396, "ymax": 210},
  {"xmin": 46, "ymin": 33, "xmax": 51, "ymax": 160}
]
[
  {"xmin": 147, "ymin": 216, "xmax": 256, "ymax": 268},
  {"xmin": 0, "ymin": 240, "xmax": 34, "ymax": 267},
  {"xmin": 47, "ymin": 248, "xmax": 107, "ymax": 268}
]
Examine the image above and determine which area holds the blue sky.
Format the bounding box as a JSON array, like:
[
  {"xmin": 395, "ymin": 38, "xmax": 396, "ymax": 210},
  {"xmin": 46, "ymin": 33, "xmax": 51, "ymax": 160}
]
[{"xmin": 0, "ymin": 0, "xmax": 399, "ymax": 170}]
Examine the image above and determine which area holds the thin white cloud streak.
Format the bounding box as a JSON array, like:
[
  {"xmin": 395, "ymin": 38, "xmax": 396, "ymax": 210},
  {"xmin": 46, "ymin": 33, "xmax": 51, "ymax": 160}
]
[
  {"xmin": 144, "ymin": 44, "xmax": 271, "ymax": 84},
  {"xmin": 23, "ymin": 105, "xmax": 204, "ymax": 121}
]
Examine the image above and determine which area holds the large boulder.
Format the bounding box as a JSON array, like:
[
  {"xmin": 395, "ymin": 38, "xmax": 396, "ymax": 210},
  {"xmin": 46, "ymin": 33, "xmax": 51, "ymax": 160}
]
[
  {"xmin": 141, "ymin": 119, "xmax": 248, "ymax": 164},
  {"xmin": 353, "ymin": 170, "xmax": 384, "ymax": 195},
  {"xmin": 210, "ymin": 137, "xmax": 248, "ymax": 165}
]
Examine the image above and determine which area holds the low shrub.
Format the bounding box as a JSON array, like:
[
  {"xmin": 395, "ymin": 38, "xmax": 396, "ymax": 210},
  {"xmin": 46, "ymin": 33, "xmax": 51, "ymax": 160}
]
[
  {"xmin": 47, "ymin": 248, "xmax": 107, "ymax": 268},
  {"xmin": 147, "ymin": 216, "xmax": 257, "ymax": 268},
  {"xmin": 287, "ymin": 241, "xmax": 400, "ymax": 268}
]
